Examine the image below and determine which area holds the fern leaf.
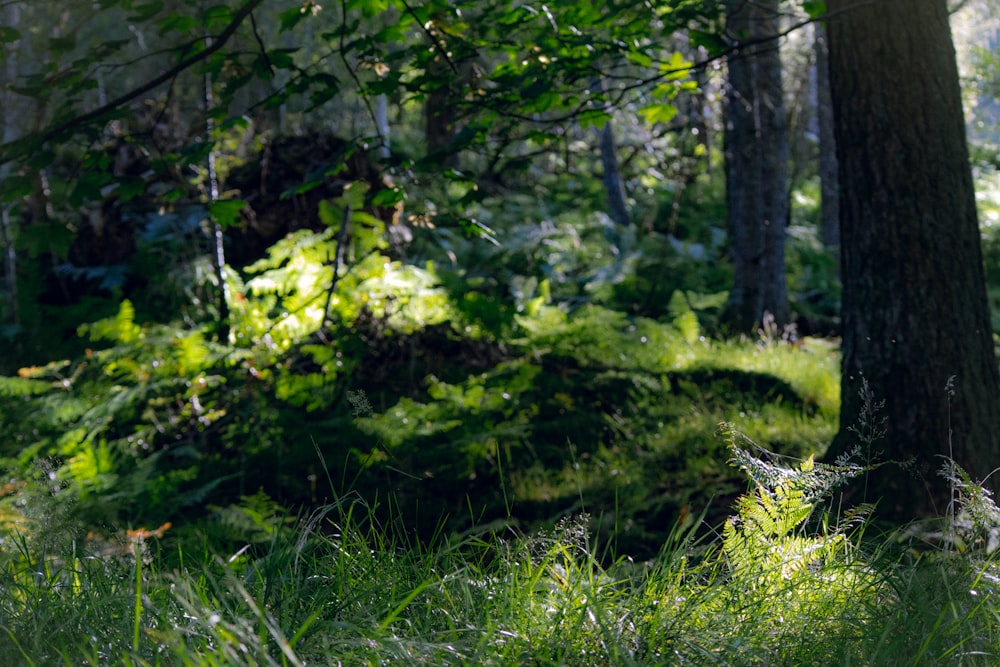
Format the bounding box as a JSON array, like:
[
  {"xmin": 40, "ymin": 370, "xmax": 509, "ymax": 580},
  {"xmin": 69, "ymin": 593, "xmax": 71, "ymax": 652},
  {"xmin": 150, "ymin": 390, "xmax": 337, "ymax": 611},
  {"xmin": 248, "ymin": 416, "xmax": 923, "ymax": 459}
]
[{"xmin": 0, "ymin": 376, "xmax": 52, "ymax": 396}]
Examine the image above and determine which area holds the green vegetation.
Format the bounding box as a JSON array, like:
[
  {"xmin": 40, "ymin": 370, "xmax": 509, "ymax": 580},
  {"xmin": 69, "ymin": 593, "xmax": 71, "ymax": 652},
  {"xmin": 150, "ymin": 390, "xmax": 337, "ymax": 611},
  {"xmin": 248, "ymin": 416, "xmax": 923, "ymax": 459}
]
[
  {"xmin": 0, "ymin": 186, "xmax": 840, "ymax": 554},
  {"xmin": 0, "ymin": 94, "xmax": 996, "ymax": 665},
  {"xmin": 4, "ymin": 434, "xmax": 1000, "ymax": 665},
  {"xmin": 1, "ymin": 0, "xmax": 999, "ymax": 663}
]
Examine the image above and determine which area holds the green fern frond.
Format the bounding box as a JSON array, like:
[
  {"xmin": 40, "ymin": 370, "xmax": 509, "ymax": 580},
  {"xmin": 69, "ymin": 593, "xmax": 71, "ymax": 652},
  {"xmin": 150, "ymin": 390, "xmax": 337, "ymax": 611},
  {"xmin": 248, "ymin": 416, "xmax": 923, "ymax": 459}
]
[
  {"xmin": 721, "ymin": 422, "xmax": 864, "ymax": 500},
  {"xmin": 0, "ymin": 376, "xmax": 52, "ymax": 397},
  {"xmin": 720, "ymin": 424, "xmax": 871, "ymax": 604},
  {"xmin": 173, "ymin": 330, "xmax": 211, "ymax": 376},
  {"xmin": 79, "ymin": 299, "xmax": 142, "ymax": 344}
]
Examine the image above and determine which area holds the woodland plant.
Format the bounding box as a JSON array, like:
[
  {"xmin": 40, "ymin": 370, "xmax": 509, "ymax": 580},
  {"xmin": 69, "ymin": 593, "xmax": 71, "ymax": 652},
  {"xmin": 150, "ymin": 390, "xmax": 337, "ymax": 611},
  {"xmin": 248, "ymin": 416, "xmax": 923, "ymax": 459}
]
[
  {"xmin": 2, "ymin": 429, "xmax": 1000, "ymax": 664},
  {"xmin": 0, "ymin": 175, "xmax": 840, "ymax": 545}
]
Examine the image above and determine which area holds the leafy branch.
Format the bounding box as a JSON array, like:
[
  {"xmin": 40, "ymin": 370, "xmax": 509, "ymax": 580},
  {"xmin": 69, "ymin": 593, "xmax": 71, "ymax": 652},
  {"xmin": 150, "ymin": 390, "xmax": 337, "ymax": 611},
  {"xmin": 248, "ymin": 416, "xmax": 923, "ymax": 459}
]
[{"xmin": 0, "ymin": 0, "xmax": 266, "ymax": 166}]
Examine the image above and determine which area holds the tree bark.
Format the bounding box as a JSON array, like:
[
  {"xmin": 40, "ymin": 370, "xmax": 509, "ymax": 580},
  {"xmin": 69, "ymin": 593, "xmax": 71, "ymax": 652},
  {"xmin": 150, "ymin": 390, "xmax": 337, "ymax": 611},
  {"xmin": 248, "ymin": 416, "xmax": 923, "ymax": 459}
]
[
  {"xmin": 598, "ymin": 123, "xmax": 632, "ymax": 227},
  {"xmin": 720, "ymin": 0, "xmax": 790, "ymax": 333},
  {"xmin": 375, "ymin": 93, "xmax": 391, "ymax": 162},
  {"xmin": 425, "ymin": 55, "xmax": 460, "ymax": 169},
  {"xmin": 0, "ymin": 2, "xmax": 23, "ymax": 327},
  {"xmin": 203, "ymin": 28, "xmax": 230, "ymax": 343},
  {"xmin": 825, "ymin": 0, "xmax": 1000, "ymax": 519},
  {"xmin": 590, "ymin": 76, "xmax": 632, "ymax": 228},
  {"xmin": 814, "ymin": 22, "xmax": 839, "ymax": 251}
]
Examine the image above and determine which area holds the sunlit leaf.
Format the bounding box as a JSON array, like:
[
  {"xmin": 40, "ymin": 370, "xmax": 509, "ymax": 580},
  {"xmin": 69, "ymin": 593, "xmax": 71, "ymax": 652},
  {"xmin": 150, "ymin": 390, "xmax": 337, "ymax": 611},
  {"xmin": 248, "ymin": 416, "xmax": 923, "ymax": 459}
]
[
  {"xmin": 661, "ymin": 51, "xmax": 692, "ymax": 80},
  {"xmin": 626, "ymin": 51, "xmax": 653, "ymax": 68},
  {"xmin": 638, "ymin": 103, "xmax": 679, "ymax": 126}
]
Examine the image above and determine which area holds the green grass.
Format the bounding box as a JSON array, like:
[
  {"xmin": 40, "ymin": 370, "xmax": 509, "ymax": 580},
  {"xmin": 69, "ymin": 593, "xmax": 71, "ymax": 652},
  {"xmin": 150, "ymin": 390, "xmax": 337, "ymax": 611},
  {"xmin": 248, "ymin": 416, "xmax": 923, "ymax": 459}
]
[{"xmin": 4, "ymin": 441, "xmax": 1000, "ymax": 666}]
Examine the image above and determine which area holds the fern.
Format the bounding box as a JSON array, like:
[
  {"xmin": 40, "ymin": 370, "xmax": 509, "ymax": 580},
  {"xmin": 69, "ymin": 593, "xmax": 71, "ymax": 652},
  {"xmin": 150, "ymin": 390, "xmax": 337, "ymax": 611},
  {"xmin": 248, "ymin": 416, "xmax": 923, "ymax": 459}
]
[
  {"xmin": 720, "ymin": 421, "xmax": 866, "ymax": 501},
  {"xmin": 720, "ymin": 424, "xmax": 881, "ymax": 604},
  {"xmin": 0, "ymin": 376, "xmax": 52, "ymax": 396},
  {"xmin": 80, "ymin": 299, "xmax": 141, "ymax": 344}
]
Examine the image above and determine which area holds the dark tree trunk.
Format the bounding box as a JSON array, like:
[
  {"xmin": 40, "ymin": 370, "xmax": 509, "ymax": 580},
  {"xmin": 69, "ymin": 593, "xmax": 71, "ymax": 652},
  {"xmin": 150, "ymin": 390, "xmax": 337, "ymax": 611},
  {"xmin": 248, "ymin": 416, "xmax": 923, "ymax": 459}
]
[
  {"xmin": 720, "ymin": 0, "xmax": 789, "ymax": 333},
  {"xmin": 825, "ymin": 0, "xmax": 1000, "ymax": 520},
  {"xmin": 0, "ymin": 1, "xmax": 22, "ymax": 328},
  {"xmin": 814, "ymin": 22, "xmax": 839, "ymax": 251},
  {"xmin": 424, "ymin": 53, "xmax": 467, "ymax": 170},
  {"xmin": 598, "ymin": 123, "xmax": 632, "ymax": 227},
  {"xmin": 425, "ymin": 68, "xmax": 457, "ymax": 168},
  {"xmin": 590, "ymin": 76, "xmax": 632, "ymax": 228}
]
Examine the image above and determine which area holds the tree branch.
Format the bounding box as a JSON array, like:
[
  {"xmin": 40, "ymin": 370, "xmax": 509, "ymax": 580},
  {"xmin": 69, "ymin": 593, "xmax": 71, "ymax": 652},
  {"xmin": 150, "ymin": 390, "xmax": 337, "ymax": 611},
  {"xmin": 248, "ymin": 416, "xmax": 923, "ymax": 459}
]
[{"xmin": 0, "ymin": 0, "xmax": 265, "ymax": 165}]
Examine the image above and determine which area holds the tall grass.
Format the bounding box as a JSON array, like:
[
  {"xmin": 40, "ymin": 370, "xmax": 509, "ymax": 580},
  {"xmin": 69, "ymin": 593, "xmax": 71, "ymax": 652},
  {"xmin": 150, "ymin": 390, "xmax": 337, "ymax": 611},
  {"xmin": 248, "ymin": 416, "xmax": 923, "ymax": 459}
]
[{"xmin": 3, "ymin": 433, "xmax": 1000, "ymax": 665}]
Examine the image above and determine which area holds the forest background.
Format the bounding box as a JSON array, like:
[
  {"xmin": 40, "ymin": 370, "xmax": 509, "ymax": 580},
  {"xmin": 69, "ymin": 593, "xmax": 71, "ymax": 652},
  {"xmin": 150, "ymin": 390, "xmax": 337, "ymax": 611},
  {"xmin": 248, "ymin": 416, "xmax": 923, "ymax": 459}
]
[{"xmin": 0, "ymin": 1, "xmax": 1000, "ymax": 661}]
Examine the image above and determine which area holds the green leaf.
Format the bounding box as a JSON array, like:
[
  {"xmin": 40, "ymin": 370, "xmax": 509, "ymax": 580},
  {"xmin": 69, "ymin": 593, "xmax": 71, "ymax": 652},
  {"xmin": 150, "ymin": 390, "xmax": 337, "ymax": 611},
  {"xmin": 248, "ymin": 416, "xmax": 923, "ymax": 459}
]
[
  {"xmin": 638, "ymin": 103, "xmax": 678, "ymax": 126},
  {"xmin": 28, "ymin": 148, "xmax": 56, "ymax": 171},
  {"xmin": 279, "ymin": 6, "xmax": 307, "ymax": 32},
  {"xmin": 0, "ymin": 27, "xmax": 21, "ymax": 44},
  {"xmin": 158, "ymin": 13, "xmax": 198, "ymax": 34},
  {"xmin": 339, "ymin": 181, "xmax": 370, "ymax": 211},
  {"xmin": 0, "ymin": 376, "xmax": 52, "ymax": 397},
  {"xmin": 83, "ymin": 299, "xmax": 141, "ymax": 343},
  {"xmin": 355, "ymin": 0, "xmax": 389, "ymax": 18},
  {"xmin": 318, "ymin": 199, "xmax": 343, "ymax": 228},
  {"xmin": 116, "ymin": 176, "xmax": 147, "ymax": 203},
  {"xmin": 127, "ymin": 0, "xmax": 164, "ymax": 22},
  {"xmin": 49, "ymin": 35, "xmax": 77, "ymax": 55},
  {"xmin": 661, "ymin": 51, "xmax": 692, "ymax": 80},
  {"xmin": 626, "ymin": 51, "xmax": 652, "ymax": 68},
  {"xmin": 674, "ymin": 310, "xmax": 700, "ymax": 345},
  {"xmin": 0, "ymin": 175, "xmax": 33, "ymax": 200},
  {"xmin": 17, "ymin": 221, "xmax": 73, "ymax": 259},
  {"xmin": 802, "ymin": 1, "xmax": 827, "ymax": 19},
  {"xmin": 371, "ymin": 187, "xmax": 404, "ymax": 207},
  {"xmin": 459, "ymin": 218, "xmax": 498, "ymax": 246},
  {"xmin": 530, "ymin": 91, "xmax": 560, "ymax": 112},
  {"xmin": 202, "ymin": 5, "xmax": 233, "ymax": 28},
  {"xmin": 267, "ymin": 48, "xmax": 298, "ymax": 70},
  {"xmin": 688, "ymin": 29, "xmax": 727, "ymax": 56},
  {"xmin": 578, "ymin": 109, "xmax": 612, "ymax": 130},
  {"xmin": 208, "ymin": 199, "xmax": 247, "ymax": 230},
  {"xmin": 69, "ymin": 172, "xmax": 114, "ymax": 207},
  {"xmin": 524, "ymin": 129, "xmax": 558, "ymax": 145}
]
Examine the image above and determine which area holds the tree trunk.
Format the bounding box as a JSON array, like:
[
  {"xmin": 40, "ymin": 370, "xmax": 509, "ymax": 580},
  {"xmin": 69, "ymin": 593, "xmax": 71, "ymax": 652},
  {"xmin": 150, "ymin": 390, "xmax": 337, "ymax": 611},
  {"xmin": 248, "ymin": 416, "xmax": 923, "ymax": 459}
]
[
  {"xmin": 375, "ymin": 93, "xmax": 390, "ymax": 162},
  {"xmin": 825, "ymin": 0, "xmax": 1000, "ymax": 520},
  {"xmin": 590, "ymin": 76, "xmax": 632, "ymax": 228},
  {"xmin": 814, "ymin": 22, "xmax": 839, "ymax": 251},
  {"xmin": 720, "ymin": 0, "xmax": 790, "ymax": 333},
  {"xmin": 598, "ymin": 123, "xmax": 632, "ymax": 227},
  {"xmin": 0, "ymin": 2, "xmax": 23, "ymax": 327},
  {"xmin": 203, "ymin": 28, "xmax": 230, "ymax": 343},
  {"xmin": 425, "ymin": 56, "xmax": 459, "ymax": 169}
]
